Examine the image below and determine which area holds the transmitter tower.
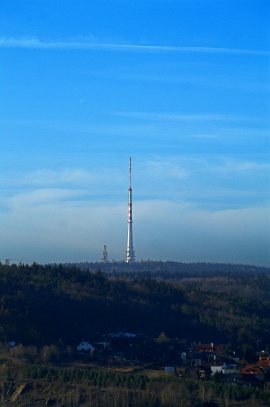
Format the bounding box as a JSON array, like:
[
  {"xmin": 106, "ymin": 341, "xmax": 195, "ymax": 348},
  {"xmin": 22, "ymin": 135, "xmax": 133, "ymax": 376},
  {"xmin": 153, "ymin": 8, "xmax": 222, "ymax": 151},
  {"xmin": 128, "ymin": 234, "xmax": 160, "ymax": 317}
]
[
  {"xmin": 102, "ymin": 245, "xmax": 108, "ymax": 263},
  {"xmin": 125, "ymin": 158, "xmax": 135, "ymax": 263}
]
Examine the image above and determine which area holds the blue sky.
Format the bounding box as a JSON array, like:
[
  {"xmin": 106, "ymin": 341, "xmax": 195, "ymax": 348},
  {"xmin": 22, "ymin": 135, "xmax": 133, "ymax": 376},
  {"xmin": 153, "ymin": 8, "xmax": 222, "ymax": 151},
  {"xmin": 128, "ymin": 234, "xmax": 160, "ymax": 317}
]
[{"xmin": 1, "ymin": 0, "xmax": 270, "ymax": 265}]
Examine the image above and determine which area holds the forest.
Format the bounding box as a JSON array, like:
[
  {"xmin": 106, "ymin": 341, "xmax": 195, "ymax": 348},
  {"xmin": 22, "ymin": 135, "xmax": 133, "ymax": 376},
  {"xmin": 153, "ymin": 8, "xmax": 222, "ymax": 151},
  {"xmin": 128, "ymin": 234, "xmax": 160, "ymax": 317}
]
[
  {"xmin": 0, "ymin": 261, "xmax": 269, "ymax": 348},
  {"xmin": 0, "ymin": 261, "xmax": 270, "ymax": 406}
]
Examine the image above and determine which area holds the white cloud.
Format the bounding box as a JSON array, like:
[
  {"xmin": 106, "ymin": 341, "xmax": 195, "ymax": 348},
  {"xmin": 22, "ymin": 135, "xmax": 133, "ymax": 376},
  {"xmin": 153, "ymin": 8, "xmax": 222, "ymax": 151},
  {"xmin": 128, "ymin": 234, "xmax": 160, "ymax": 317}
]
[
  {"xmin": 142, "ymin": 159, "xmax": 188, "ymax": 180},
  {"xmin": 0, "ymin": 37, "xmax": 269, "ymax": 56},
  {"xmin": 114, "ymin": 111, "xmax": 258, "ymax": 124},
  {"xmin": 209, "ymin": 159, "xmax": 270, "ymax": 174},
  {"xmin": 23, "ymin": 168, "xmax": 95, "ymax": 186},
  {"xmin": 7, "ymin": 188, "xmax": 82, "ymax": 210},
  {"xmin": 0, "ymin": 167, "xmax": 126, "ymax": 194},
  {"xmin": 224, "ymin": 160, "xmax": 270, "ymax": 172},
  {"xmin": 188, "ymin": 134, "xmax": 219, "ymax": 140},
  {"xmin": 1, "ymin": 155, "xmax": 268, "ymax": 209},
  {"xmin": 141, "ymin": 156, "xmax": 270, "ymax": 180}
]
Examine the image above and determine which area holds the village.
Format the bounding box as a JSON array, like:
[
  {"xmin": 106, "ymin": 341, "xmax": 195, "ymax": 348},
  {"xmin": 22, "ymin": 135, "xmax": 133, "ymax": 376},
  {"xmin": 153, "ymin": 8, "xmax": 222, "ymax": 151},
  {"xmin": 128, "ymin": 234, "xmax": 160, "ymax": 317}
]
[{"xmin": 5, "ymin": 332, "xmax": 268, "ymax": 390}]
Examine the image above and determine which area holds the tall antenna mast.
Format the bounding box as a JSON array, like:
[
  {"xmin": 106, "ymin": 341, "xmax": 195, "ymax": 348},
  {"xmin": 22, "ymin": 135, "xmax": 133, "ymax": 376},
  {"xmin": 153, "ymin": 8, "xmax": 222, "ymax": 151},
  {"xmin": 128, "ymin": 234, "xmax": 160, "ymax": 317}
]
[
  {"xmin": 126, "ymin": 157, "xmax": 135, "ymax": 263},
  {"xmin": 102, "ymin": 245, "xmax": 108, "ymax": 263},
  {"xmin": 129, "ymin": 157, "xmax": 132, "ymax": 188}
]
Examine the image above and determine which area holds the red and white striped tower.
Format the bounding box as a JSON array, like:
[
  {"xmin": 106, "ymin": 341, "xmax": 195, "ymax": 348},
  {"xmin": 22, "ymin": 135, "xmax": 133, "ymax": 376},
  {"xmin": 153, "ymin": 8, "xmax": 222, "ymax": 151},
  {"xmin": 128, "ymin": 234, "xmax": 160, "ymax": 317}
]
[{"xmin": 126, "ymin": 157, "xmax": 135, "ymax": 263}]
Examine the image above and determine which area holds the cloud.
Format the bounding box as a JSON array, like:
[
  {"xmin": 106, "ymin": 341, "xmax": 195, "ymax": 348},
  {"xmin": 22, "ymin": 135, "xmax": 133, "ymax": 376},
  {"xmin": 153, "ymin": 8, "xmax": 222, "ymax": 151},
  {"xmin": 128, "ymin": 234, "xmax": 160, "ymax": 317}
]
[
  {"xmin": 114, "ymin": 111, "xmax": 260, "ymax": 124},
  {"xmin": 2, "ymin": 155, "xmax": 267, "ymax": 210},
  {"xmin": 23, "ymin": 168, "xmax": 95, "ymax": 186},
  {"xmin": 143, "ymin": 156, "xmax": 270, "ymax": 178},
  {"xmin": 214, "ymin": 160, "xmax": 270, "ymax": 173},
  {"xmin": 1, "ymin": 194, "xmax": 269, "ymax": 265},
  {"xmin": 142, "ymin": 159, "xmax": 188, "ymax": 180},
  {"xmin": 0, "ymin": 190, "xmax": 127, "ymax": 263},
  {"xmin": 0, "ymin": 156, "xmax": 268, "ymax": 264},
  {"xmin": 0, "ymin": 37, "xmax": 269, "ymax": 56},
  {"xmin": 0, "ymin": 167, "xmax": 126, "ymax": 193},
  {"xmin": 6, "ymin": 189, "xmax": 83, "ymax": 212},
  {"xmin": 188, "ymin": 134, "xmax": 219, "ymax": 140},
  {"xmin": 135, "ymin": 200, "xmax": 270, "ymax": 265}
]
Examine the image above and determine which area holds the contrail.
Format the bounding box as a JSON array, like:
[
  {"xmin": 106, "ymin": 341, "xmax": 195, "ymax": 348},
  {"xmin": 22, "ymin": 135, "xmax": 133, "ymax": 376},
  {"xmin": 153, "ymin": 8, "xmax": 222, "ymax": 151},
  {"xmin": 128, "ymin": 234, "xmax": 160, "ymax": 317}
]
[{"xmin": 0, "ymin": 37, "xmax": 269, "ymax": 56}]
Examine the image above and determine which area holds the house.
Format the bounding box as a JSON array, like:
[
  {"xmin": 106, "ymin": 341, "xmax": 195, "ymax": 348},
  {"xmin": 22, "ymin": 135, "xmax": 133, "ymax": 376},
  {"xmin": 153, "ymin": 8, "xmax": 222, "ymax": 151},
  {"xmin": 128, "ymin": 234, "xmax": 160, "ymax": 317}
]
[
  {"xmin": 188, "ymin": 352, "xmax": 204, "ymax": 366},
  {"xmin": 257, "ymin": 355, "xmax": 270, "ymax": 371},
  {"xmin": 77, "ymin": 342, "xmax": 95, "ymax": 352},
  {"xmin": 193, "ymin": 343, "xmax": 225, "ymax": 354},
  {"xmin": 210, "ymin": 356, "xmax": 237, "ymax": 375},
  {"xmin": 241, "ymin": 365, "xmax": 265, "ymax": 387}
]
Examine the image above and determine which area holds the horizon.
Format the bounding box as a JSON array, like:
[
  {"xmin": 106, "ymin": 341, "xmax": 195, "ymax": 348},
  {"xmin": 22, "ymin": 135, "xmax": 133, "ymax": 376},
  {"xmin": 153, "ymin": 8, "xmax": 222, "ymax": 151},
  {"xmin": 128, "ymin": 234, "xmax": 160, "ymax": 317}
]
[
  {"xmin": 1, "ymin": 259, "xmax": 269, "ymax": 271},
  {"xmin": 1, "ymin": 1, "xmax": 270, "ymax": 266}
]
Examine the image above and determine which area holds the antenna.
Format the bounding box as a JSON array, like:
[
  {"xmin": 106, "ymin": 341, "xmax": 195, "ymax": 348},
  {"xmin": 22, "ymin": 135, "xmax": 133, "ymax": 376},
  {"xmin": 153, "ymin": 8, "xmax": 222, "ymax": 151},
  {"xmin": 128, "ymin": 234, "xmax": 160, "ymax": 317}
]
[
  {"xmin": 129, "ymin": 157, "xmax": 132, "ymax": 188},
  {"xmin": 126, "ymin": 157, "xmax": 135, "ymax": 262}
]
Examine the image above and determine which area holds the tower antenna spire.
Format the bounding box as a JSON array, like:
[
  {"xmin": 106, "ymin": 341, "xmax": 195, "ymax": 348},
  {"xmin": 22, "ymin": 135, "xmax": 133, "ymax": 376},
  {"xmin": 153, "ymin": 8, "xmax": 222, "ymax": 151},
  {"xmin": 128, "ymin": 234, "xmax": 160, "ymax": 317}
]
[
  {"xmin": 129, "ymin": 157, "xmax": 132, "ymax": 188},
  {"xmin": 126, "ymin": 157, "xmax": 135, "ymax": 263}
]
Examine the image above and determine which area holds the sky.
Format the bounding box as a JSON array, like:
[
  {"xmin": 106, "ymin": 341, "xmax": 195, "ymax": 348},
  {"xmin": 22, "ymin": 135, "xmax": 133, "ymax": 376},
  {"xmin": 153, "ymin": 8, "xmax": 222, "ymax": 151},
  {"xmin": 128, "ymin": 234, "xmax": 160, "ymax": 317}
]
[{"xmin": 0, "ymin": 0, "xmax": 270, "ymax": 265}]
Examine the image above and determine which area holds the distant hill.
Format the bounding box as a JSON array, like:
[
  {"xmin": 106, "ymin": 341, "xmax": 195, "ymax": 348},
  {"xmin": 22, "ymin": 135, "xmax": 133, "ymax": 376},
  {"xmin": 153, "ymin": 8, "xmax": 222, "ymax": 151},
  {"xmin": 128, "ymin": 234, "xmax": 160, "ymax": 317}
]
[
  {"xmin": 64, "ymin": 260, "xmax": 270, "ymax": 280},
  {"xmin": 0, "ymin": 262, "xmax": 269, "ymax": 350}
]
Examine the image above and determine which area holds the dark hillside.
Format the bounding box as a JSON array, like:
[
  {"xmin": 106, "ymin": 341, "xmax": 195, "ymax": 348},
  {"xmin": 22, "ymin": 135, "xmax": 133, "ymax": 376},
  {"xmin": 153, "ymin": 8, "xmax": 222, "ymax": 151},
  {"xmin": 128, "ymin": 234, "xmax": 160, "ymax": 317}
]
[{"xmin": 0, "ymin": 262, "xmax": 269, "ymax": 350}]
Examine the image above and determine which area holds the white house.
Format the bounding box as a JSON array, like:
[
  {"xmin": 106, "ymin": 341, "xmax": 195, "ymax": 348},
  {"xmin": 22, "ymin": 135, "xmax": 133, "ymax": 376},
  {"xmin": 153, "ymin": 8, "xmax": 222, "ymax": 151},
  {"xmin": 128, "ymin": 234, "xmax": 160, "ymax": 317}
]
[
  {"xmin": 77, "ymin": 342, "xmax": 95, "ymax": 352},
  {"xmin": 210, "ymin": 357, "xmax": 237, "ymax": 374}
]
